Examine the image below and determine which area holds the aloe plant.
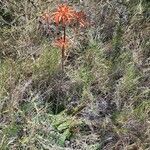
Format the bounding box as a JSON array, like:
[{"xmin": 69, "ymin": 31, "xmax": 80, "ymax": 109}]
[{"xmin": 41, "ymin": 4, "xmax": 88, "ymax": 71}]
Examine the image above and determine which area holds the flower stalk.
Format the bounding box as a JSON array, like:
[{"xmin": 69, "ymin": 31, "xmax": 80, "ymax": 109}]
[{"xmin": 41, "ymin": 3, "xmax": 88, "ymax": 72}]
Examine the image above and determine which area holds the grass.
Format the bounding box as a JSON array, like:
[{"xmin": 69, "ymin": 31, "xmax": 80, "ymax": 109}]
[{"xmin": 0, "ymin": 0, "xmax": 150, "ymax": 150}]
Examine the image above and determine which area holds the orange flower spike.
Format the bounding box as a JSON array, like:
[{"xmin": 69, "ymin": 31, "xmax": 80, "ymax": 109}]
[{"xmin": 52, "ymin": 4, "xmax": 75, "ymax": 25}]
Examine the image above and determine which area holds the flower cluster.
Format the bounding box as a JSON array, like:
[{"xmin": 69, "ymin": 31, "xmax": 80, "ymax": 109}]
[
  {"xmin": 51, "ymin": 4, "xmax": 74, "ymax": 25},
  {"xmin": 51, "ymin": 4, "xmax": 87, "ymax": 27}
]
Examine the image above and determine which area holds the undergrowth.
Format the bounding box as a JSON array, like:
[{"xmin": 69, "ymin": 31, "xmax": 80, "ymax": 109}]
[{"xmin": 0, "ymin": 0, "xmax": 149, "ymax": 150}]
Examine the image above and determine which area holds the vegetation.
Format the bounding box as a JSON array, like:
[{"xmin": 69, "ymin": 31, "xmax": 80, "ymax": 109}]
[{"xmin": 0, "ymin": 0, "xmax": 149, "ymax": 149}]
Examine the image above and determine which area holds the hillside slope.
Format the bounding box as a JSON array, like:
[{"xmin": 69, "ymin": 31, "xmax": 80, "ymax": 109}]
[{"xmin": 0, "ymin": 0, "xmax": 150, "ymax": 149}]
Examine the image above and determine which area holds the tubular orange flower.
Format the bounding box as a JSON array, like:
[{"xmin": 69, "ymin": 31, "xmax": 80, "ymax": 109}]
[{"xmin": 51, "ymin": 4, "xmax": 75, "ymax": 25}]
